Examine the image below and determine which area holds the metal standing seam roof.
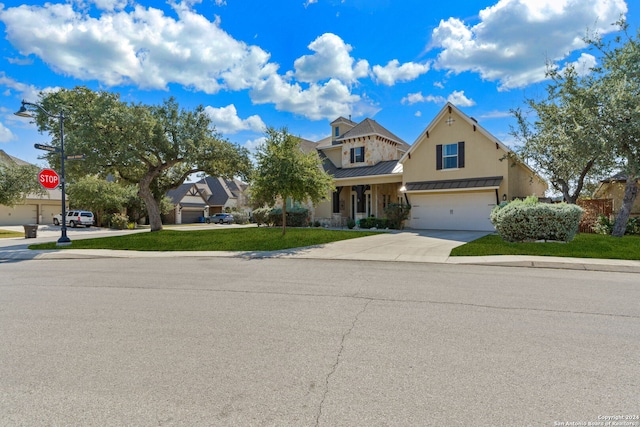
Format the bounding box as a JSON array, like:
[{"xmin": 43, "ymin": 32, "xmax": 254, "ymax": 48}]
[
  {"xmin": 322, "ymin": 157, "xmax": 402, "ymax": 179},
  {"xmin": 405, "ymin": 176, "xmax": 503, "ymax": 192}
]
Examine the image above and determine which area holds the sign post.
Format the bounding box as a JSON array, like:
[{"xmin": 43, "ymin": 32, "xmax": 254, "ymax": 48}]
[{"xmin": 38, "ymin": 168, "xmax": 60, "ymax": 190}]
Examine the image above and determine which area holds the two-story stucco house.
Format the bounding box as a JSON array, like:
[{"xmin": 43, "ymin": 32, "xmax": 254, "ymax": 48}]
[{"xmin": 313, "ymin": 103, "xmax": 547, "ymax": 231}]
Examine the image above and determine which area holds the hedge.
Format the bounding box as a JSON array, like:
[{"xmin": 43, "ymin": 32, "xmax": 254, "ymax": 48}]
[{"xmin": 490, "ymin": 199, "xmax": 583, "ymax": 242}]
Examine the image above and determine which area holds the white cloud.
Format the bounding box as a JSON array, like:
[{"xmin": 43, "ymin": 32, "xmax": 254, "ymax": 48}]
[
  {"xmin": 402, "ymin": 90, "xmax": 475, "ymax": 107},
  {"xmin": 293, "ymin": 33, "xmax": 370, "ymax": 84},
  {"xmin": 0, "ymin": 73, "xmax": 60, "ymax": 106},
  {"xmin": 414, "ymin": 111, "xmax": 422, "ymax": 117},
  {"xmin": 204, "ymin": 104, "xmax": 265, "ymax": 134},
  {"xmin": 251, "ymin": 75, "xmax": 361, "ymax": 120},
  {"xmin": 243, "ymin": 136, "xmax": 266, "ymax": 153},
  {"xmin": 0, "ymin": 122, "xmax": 16, "ymax": 143},
  {"xmin": 562, "ymin": 53, "xmax": 597, "ymax": 76},
  {"xmin": 430, "ymin": 0, "xmax": 627, "ymax": 90},
  {"xmin": 372, "ymin": 59, "xmax": 430, "ymax": 86},
  {"xmin": 0, "ymin": 2, "xmax": 275, "ymax": 94}
]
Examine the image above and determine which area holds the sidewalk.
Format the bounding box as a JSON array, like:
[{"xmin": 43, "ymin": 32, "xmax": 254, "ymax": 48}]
[{"xmin": 1, "ymin": 225, "xmax": 640, "ymax": 273}]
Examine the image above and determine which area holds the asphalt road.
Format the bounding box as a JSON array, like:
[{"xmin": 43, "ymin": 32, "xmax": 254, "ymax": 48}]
[{"xmin": 1, "ymin": 257, "xmax": 638, "ymax": 426}]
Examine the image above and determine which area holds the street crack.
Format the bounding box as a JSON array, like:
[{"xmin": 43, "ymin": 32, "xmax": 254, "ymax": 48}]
[{"xmin": 315, "ymin": 298, "xmax": 372, "ymax": 427}]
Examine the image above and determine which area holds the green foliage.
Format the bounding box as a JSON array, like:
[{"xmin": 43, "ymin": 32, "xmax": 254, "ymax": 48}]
[
  {"xmin": 358, "ymin": 217, "xmax": 389, "ymax": 229},
  {"xmin": 490, "ymin": 199, "xmax": 583, "ymax": 242},
  {"xmin": 450, "ymin": 233, "xmax": 640, "ymax": 261},
  {"xmin": 229, "ymin": 209, "xmax": 249, "ymax": 224},
  {"xmin": 0, "ymin": 163, "xmax": 46, "ymax": 206},
  {"xmin": 313, "ymin": 220, "xmax": 321, "ymax": 227},
  {"xmin": 593, "ymin": 214, "xmax": 640, "ymax": 235},
  {"xmin": 30, "ymin": 228, "xmax": 381, "ymax": 252},
  {"xmin": 66, "ymin": 176, "xmax": 129, "ymax": 226},
  {"xmin": 511, "ymin": 64, "xmax": 613, "ymax": 203},
  {"xmin": 346, "ymin": 218, "xmax": 356, "ymax": 229},
  {"xmin": 252, "ymin": 207, "xmax": 272, "ymax": 227},
  {"xmin": 106, "ymin": 213, "xmax": 131, "ymax": 230},
  {"xmin": 384, "ymin": 203, "xmax": 411, "ymax": 229},
  {"xmin": 251, "ymin": 127, "xmax": 334, "ymax": 234},
  {"xmin": 269, "ymin": 207, "xmax": 309, "ymax": 227},
  {"xmin": 36, "ymin": 87, "xmax": 251, "ymax": 232}
]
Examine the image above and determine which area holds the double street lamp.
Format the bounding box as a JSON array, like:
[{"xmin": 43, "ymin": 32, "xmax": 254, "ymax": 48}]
[{"xmin": 15, "ymin": 101, "xmax": 71, "ymax": 245}]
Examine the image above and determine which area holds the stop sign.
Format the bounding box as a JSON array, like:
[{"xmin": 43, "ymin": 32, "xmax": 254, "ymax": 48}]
[{"xmin": 38, "ymin": 168, "xmax": 60, "ymax": 190}]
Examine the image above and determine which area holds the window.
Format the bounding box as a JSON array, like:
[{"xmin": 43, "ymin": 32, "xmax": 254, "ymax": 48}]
[
  {"xmin": 443, "ymin": 143, "xmax": 458, "ymax": 169},
  {"xmin": 350, "ymin": 146, "xmax": 365, "ymax": 163},
  {"xmin": 334, "ymin": 126, "xmax": 340, "ymax": 137},
  {"xmin": 436, "ymin": 142, "xmax": 465, "ymax": 170}
]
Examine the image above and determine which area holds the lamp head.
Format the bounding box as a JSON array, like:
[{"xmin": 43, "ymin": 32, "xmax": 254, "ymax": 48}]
[{"xmin": 14, "ymin": 104, "xmax": 34, "ymax": 118}]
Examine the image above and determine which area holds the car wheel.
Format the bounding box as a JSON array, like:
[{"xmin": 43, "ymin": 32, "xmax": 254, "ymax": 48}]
[
  {"xmin": 219, "ymin": 219, "xmax": 224, "ymax": 224},
  {"xmin": 205, "ymin": 218, "xmax": 211, "ymax": 224},
  {"xmin": 53, "ymin": 218, "xmax": 59, "ymax": 226},
  {"xmin": 70, "ymin": 221, "xmax": 76, "ymax": 228},
  {"xmin": 85, "ymin": 224, "xmax": 91, "ymax": 228}
]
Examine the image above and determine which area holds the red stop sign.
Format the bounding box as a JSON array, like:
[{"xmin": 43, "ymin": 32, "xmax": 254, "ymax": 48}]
[{"xmin": 38, "ymin": 168, "xmax": 60, "ymax": 189}]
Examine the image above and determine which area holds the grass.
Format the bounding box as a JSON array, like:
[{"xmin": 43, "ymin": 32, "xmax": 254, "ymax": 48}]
[
  {"xmin": 28, "ymin": 227, "xmax": 381, "ymax": 252},
  {"xmin": 0, "ymin": 229, "xmax": 24, "ymax": 239},
  {"xmin": 450, "ymin": 233, "xmax": 640, "ymax": 260}
]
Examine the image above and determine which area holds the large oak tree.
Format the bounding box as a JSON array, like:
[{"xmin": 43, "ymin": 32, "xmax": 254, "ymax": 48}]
[{"xmin": 32, "ymin": 87, "xmax": 251, "ymax": 231}]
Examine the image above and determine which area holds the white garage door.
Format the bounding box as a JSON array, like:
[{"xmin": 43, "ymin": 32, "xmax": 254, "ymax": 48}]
[
  {"xmin": 0, "ymin": 204, "xmax": 38, "ymax": 226},
  {"xmin": 41, "ymin": 205, "xmax": 61, "ymax": 225},
  {"xmin": 408, "ymin": 192, "xmax": 497, "ymax": 231}
]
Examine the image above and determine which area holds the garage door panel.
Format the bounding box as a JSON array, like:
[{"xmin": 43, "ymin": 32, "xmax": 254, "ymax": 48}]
[
  {"xmin": 409, "ymin": 192, "xmax": 496, "ymax": 231},
  {"xmin": 0, "ymin": 204, "xmax": 38, "ymax": 226}
]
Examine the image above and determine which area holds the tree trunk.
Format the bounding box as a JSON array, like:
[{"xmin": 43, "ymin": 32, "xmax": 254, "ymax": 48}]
[
  {"xmin": 138, "ymin": 171, "xmax": 163, "ymax": 232},
  {"xmin": 281, "ymin": 199, "xmax": 287, "ymax": 236},
  {"xmin": 611, "ymin": 178, "xmax": 638, "ymax": 237}
]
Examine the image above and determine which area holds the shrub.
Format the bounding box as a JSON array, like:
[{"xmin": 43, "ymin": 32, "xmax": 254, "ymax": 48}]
[
  {"xmin": 346, "ymin": 218, "xmax": 356, "ymax": 229},
  {"xmin": 384, "ymin": 203, "xmax": 411, "ymax": 229},
  {"xmin": 269, "ymin": 207, "xmax": 309, "ymax": 227},
  {"xmin": 490, "ymin": 199, "xmax": 583, "ymax": 242},
  {"xmin": 358, "ymin": 217, "xmax": 389, "ymax": 229},
  {"xmin": 313, "ymin": 220, "xmax": 321, "ymax": 227},
  {"xmin": 252, "ymin": 207, "xmax": 272, "ymax": 227},
  {"xmin": 108, "ymin": 213, "xmax": 131, "ymax": 230},
  {"xmin": 592, "ymin": 214, "xmax": 613, "ymax": 235},
  {"xmin": 230, "ymin": 210, "xmax": 249, "ymax": 224}
]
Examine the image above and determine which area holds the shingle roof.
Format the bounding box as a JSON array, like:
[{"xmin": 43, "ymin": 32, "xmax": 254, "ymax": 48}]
[
  {"xmin": 336, "ymin": 118, "xmax": 409, "ymax": 149},
  {"xmin": 0, "ymin": 149, "xmax": 33, "ymax": 167},
  {"xmin": 405, "ymin": 176, "xmax": 503, "ymax": 192},
  {"xmin": 166, "ymin": 183, "xmax": 195, "ymax": 205},
  {"xmin": 600, "ymin": 173, "xmax": 635, "ymax": 182}
]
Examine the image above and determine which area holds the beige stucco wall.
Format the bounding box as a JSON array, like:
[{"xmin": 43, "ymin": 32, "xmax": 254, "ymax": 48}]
[
  {"xmin": 322, "ymin": 146, "xmax": 342, "ymax": 167},
  {"xmin": 595, "ymin": 182, "xmax": 640, "ymax": 214},
  {"xmin": 402, "ymin": 109, "xmax": 547, "ymax": 198}
]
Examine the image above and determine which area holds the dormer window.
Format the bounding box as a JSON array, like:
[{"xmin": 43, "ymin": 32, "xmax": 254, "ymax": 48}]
[
  {"xmin": 334, "ymin": 126, "xmax": 340, "ymax": 137},
  {"xmin": 350, "ymin": 146, "xmax": 365, "ymax": 163}
]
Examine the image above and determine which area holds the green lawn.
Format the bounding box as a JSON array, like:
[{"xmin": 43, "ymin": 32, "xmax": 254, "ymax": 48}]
[
  {"xmin": 0, "ymin": 229, "xmax": 23, "ymax": 239},
  {"xmin": 450, "ymin": 233, "xmax": 640, "ymax": 260},
  {"xmin": 28, "ymin": 227, "xmax": 381, "ymax": 251}
]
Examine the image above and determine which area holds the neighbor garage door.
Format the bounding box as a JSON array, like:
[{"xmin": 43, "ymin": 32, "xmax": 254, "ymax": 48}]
[
  {"xmin": 408, "ymin": 191, "xmax": 497, "ymax": 231},
  {"xmin": 181, "ymin": 209, "xmax": 203, "ymax": 224},
  {"xmin": 0, "ymin": 204, "xmax": 38, "ymax": 226}
]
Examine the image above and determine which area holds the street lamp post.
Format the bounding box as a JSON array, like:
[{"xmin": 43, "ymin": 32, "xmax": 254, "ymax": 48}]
[{"xmin": 15, "ymin": 100, "xmax": 71, "ymax": 245}]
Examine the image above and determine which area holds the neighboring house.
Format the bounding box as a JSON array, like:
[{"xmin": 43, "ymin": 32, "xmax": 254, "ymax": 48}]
[
  {"xmin": 313, "ymin": 103, "xmax": 547, "ymax": 231},
  {"xmin": 196, "ymin": 177, "xmax": 249, "ymax": 214},
  {"xmin": 593, "ymin": 173, "xmax": 640, "ymax": 217},
  {"xmin": 164, "ymin": 177, "xmax": 249, "ymax": 224},
  {"xmin": 0, "ymin": 150, "xmax": 65, "ymax": 226}
]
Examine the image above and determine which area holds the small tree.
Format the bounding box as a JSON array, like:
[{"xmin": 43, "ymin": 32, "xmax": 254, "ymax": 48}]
[
  {"xmin": 251, "ymin": 127, "xmax": 335, "ymax": 235},
  {"xmin": 0, "ymin": 162, "xmax": 46, "ymax": 206}
]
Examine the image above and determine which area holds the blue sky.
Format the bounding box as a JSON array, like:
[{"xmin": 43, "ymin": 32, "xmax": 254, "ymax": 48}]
[{"xmin": 0, "ymin": 0, "xmax": 637, "ymax": 167}]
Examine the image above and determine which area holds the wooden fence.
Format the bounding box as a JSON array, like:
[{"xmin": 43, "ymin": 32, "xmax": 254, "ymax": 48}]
[{"xmin": 577, "ymin": 199, "xmax": 613, "ymax": 233}]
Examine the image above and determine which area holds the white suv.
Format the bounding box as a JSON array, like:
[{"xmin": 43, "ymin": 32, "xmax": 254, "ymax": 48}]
[{"xmin": 53, "ymin": 210, "xmax": 95, "ymax": 228}]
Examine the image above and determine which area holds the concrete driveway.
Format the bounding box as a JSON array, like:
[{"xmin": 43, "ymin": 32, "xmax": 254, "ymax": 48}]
[{"xmin": 281, "ymin": 229, "xmax": 491, "ymax": 263}]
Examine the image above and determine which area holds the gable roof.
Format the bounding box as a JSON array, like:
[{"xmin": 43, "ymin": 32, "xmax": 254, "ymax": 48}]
[
  {"xmin": 399, "ymin": 102, "xmax": 512, "ymax": 164},
  {"xmin": 336, "ymin": 118, "xmax": 409, "ymax": 149},
  {"xmin": 198, "ymin": 176, "xmax": 247, "ymax": 207},
  {"xmin": 166, "ymin": 183, "xmax": 200, "ymax": 205},
  {"xmin": 0, "ymin": 149, "xmax": 32, "ymax": 167},
  {"xmin": 398, "ymin": 102, "xmax": 543, "ymax": 180}
]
